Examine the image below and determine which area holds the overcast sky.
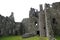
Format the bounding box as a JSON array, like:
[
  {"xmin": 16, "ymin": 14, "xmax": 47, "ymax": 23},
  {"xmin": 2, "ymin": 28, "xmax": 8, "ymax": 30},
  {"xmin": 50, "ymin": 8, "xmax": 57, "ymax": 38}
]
[{"xmin": 0, "ymin": 0, "xmax": 60, "ymax": 22}]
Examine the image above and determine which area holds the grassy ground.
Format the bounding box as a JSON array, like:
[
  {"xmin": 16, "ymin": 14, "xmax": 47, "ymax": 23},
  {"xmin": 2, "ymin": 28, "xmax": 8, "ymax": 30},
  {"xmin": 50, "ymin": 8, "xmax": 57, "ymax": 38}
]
[
  {"xmin": 0, "ymin": 35, "xmax": 40, "ymax": 40},
  {"xmin": 55, "ymin": 36, "xmax": 60, "ymax": 40},
  {"xmin": 0, "ymin": 35, "xmax": 59, "ymax": 40}
]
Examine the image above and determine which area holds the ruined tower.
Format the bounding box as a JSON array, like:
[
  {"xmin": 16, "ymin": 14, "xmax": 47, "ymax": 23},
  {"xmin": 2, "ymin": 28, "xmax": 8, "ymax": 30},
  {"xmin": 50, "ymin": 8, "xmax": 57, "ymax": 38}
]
[
  {"xmin": 44, "ymin": 4, "xmax": 54, "ymax": 40},
  {"xmin": 39, "ymin": 5, "xmax": 46, "ymax": 37},
  {"xmin": 39, "ymin": 3, "xmax": 56, "ymax": 40}
]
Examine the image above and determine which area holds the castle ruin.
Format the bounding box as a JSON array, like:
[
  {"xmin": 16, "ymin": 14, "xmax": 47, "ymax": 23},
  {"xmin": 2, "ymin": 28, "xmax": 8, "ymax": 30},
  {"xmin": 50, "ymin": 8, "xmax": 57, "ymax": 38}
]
[{"xmin": 0, "ymin": 2, "xmax": 60, "ymax": 40}]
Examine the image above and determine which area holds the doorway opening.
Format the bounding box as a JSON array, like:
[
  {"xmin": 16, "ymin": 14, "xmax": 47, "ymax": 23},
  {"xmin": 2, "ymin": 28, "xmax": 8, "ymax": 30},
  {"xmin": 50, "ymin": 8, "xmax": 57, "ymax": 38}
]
[{"xmin": 37, "ymin": 31, "xmax": 40, "ymax": 35}]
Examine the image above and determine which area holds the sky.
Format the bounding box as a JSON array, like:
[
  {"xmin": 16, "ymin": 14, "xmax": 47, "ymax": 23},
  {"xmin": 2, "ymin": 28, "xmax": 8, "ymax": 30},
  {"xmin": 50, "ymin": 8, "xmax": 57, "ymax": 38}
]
[{"xmin": 0, "ymin": 0, "xmax": 60, "ymax": 22}]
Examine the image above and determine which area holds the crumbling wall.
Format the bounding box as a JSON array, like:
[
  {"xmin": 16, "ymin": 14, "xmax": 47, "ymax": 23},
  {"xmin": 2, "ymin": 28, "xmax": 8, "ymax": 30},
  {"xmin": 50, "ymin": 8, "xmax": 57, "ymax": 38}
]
[
  {"xmin": 29, "ymin": 8, "xmax": 39, "ymax": 34},
  {"xmin": 21, "ymin": 8, "xmax": 39, "ymax": 35},
  {"xmin": 0, "ymin": 13, "xmax": 21, "ymax": 36},
  {"xmin": 51, "ymin": 2, "xmax": 60, "ymax": 36},
  {"xmin": 21, "ymin": 18, "xmax": 30, "ymax": 34}
]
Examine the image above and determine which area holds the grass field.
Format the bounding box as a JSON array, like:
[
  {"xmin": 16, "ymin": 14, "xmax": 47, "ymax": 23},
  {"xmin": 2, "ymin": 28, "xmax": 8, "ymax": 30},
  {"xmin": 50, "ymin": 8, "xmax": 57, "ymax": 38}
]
[
  {"xmin": 55, "ymin": 36, "xmax": 60, "ymax": 40},
  {"xmin": 0, "ymin": 35, "xmax": 40, "ymax": 40},
  {"xmin": 0, "ymin": 35, "xmax": 60, "ymax": 40}
]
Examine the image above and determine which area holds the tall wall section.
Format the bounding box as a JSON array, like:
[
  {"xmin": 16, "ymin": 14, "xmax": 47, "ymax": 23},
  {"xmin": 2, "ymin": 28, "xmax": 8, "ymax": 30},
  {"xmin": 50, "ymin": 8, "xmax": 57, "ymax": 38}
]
[{"xmin": 39, "ymin": 5, "xmax": 46, "ymax": 37}]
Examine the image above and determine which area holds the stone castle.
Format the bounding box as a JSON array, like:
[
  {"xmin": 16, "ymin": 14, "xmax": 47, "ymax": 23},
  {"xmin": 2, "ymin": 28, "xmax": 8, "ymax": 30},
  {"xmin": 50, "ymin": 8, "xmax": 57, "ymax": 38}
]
[{"xmin": 0, "ymin": 2, "xmax": 60, "ymax": 39}]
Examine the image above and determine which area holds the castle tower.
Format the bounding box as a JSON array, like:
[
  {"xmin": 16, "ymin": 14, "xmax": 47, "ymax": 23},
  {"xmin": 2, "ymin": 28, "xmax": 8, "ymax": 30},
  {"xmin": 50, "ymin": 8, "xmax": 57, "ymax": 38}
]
[
  {"xmin": 39, "ymin": 4, "xmax": 46, "ymax": 37},
  {"xmin": 44, "ymin": 4, "xmax": 54, "ymax": 40}
]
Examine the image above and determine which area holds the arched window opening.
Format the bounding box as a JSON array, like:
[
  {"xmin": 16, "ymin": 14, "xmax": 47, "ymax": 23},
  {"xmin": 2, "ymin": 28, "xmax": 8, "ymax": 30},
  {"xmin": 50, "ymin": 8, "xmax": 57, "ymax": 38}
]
[{"xmin": 35, "ymin": 21, "xmax": 38, "ymax": 26}]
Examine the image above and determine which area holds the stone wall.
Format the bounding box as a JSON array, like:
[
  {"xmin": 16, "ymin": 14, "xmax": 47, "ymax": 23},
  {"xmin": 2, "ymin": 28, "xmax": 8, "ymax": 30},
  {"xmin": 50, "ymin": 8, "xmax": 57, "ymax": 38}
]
[
  {"xmin": 0, "ymin": 13, "xmax": 21, "ymax": 36},
  {"xmin": 0, "ymin": 2, "xmax": 60, "ymax": 38}
]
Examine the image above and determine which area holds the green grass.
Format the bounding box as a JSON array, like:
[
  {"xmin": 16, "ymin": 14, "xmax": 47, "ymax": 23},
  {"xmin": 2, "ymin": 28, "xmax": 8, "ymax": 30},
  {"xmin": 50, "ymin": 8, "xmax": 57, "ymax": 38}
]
[
  {"xmin": 55, "ymin": 36, "xmax": 60, "ymax": 40},
  {"xmin": 0, "ymin": 35, "xmax": 58, "ymax": 40},
  {"xmin": 0, "ymin": 35, "xmax": 40, "ymax": 40}
]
